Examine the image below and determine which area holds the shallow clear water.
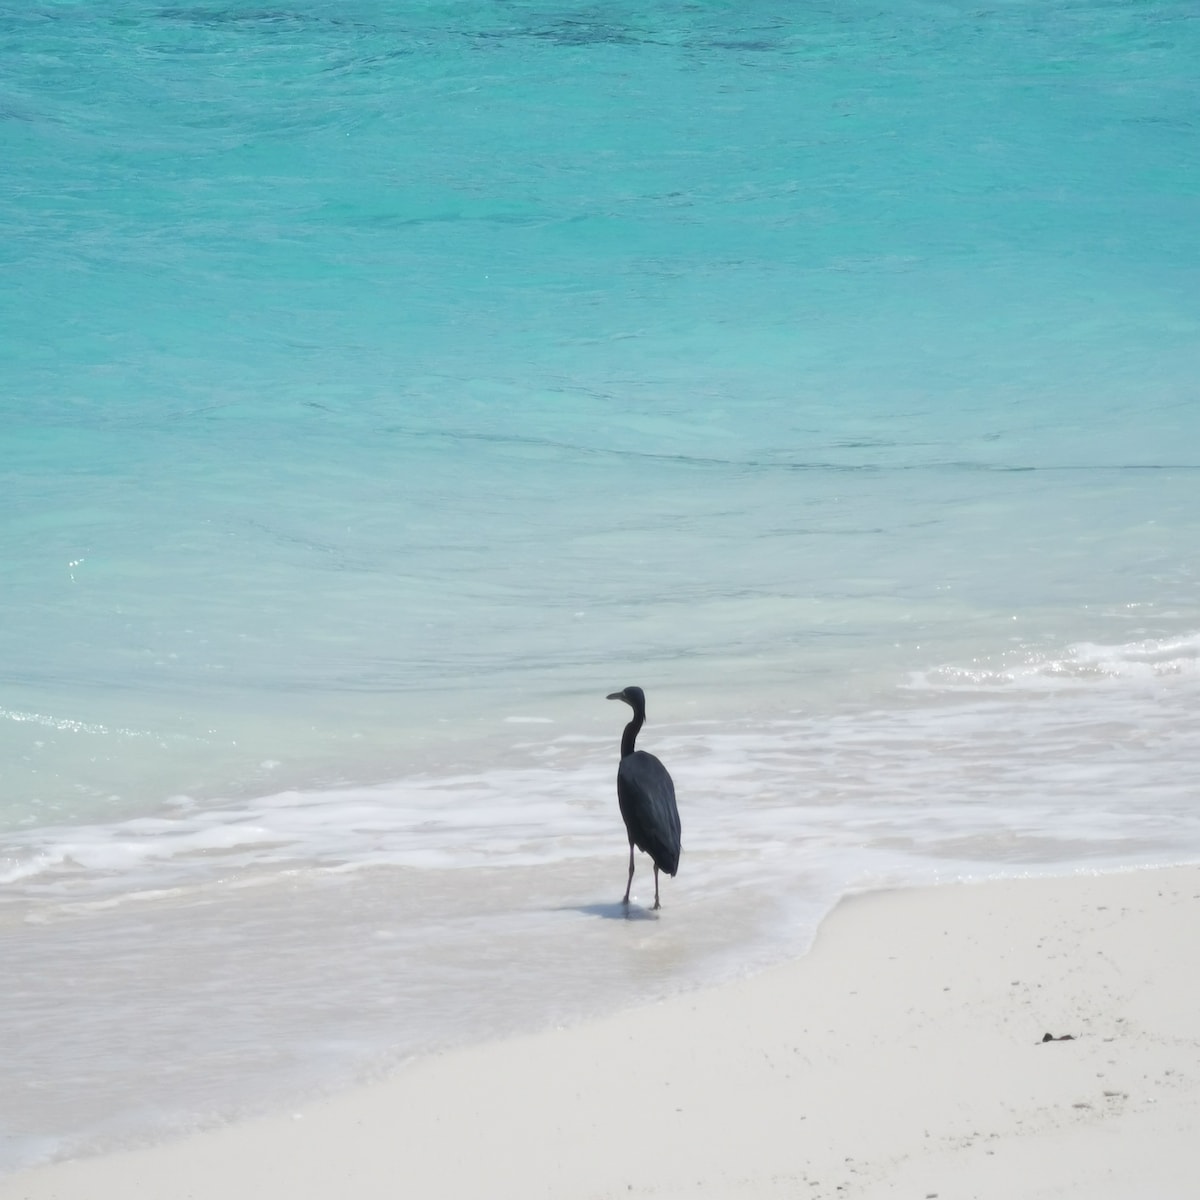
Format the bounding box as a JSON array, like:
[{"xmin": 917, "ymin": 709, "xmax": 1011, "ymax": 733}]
[{"xmin": 2, "ymin": 0, "xmax": 1199, "ymax": 1174}]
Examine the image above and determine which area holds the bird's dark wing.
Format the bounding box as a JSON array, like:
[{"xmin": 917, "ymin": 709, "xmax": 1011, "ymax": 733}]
[{"xmin": 616, "ymin": 750, "xmax": 681, "ymax": 876}]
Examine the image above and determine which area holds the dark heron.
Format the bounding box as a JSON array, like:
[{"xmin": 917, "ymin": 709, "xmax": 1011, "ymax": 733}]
[{"xmin": 606, "ymin": 685, "xmax": 681, "ymax": 909}]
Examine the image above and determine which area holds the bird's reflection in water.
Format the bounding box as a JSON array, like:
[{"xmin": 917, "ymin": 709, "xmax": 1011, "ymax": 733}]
[{"xmin": 560, "ymin": 901, "xmax": 660, "ymax": 922}]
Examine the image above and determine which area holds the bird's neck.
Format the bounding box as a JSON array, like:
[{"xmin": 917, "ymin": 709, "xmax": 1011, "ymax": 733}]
[{"xmin": 621, "ymin": 714, "xmax": 643, "ymax": 758}]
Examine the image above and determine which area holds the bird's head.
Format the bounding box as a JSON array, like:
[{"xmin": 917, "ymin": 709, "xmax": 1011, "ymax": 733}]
[{"xmin": 606, "ymin": 685, "xmax": 645, "ymax": 714}]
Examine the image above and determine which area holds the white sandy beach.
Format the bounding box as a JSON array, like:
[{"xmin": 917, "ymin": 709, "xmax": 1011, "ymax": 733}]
[{"xmin": 4, "ymin": 864, "xmax": 1197, "ymax": 1200}]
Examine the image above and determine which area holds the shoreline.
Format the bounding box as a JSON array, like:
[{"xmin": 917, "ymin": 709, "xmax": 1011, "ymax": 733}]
[{"xmin": 5, "ymin": 862, "xmax": 1198, "ymax": 1199}]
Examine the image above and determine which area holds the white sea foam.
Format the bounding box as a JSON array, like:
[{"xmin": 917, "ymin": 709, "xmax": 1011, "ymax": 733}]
[
  {"xmin": 5, "ymin": 631, "xmax": 1198, "ymax": 908},
  {"xmin": 909, "ymin": 631, "xmax": 1200, "ymax": 691}
]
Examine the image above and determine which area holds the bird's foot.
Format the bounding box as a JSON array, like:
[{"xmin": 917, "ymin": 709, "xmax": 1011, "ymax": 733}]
[{"xmin": 652, "ymin": 899, "xmax": 661, "ymax": 911}]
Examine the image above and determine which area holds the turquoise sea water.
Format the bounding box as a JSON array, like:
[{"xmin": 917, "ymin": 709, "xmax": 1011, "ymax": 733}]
[{"xmin": 3, "ymin": 0, "xmax": 1199, "ymax": 1173}]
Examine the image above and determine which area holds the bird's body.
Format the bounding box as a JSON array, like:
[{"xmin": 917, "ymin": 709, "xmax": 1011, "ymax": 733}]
[{"xmin": 607, "ymin": 686, "xmax": 681, "ymax": 909}]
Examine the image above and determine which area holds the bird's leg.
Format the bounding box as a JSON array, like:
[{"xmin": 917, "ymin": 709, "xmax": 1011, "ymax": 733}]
[
  {"xmin": 653, "ymin": 864, "xmax": 661, "ymax": 910},
  {"xmin": 623, "ymin": 842, "xmax": 635, "ymax": 905}
]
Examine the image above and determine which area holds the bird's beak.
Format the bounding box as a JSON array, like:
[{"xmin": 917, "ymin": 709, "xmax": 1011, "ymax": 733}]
[{"xmin": 606, "ymin": 691, "xmax": 629, "ymax": 704}]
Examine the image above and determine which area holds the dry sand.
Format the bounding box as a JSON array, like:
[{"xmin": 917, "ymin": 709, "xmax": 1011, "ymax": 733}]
[{"xmin": 4, "ymin": 864, "xmax": 1198, "ymax": 1200}]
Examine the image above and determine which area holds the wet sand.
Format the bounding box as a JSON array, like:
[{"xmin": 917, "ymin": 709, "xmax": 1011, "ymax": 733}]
[{"xmin": 4, "ymin": 864, "xmax": 1197, "ymax": 1200}]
